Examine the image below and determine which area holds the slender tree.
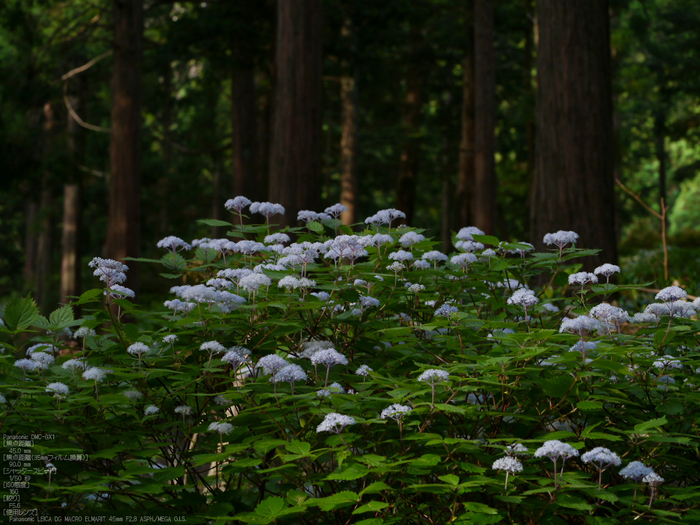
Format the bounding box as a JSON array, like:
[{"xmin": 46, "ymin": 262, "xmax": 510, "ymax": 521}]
[
  {"xmin": 456, "ymin": 47, "xmax": 475, "ymax": 229},
  {"xmin": 339, "ymin": 18, "xmax": 358, "ymax": 226},
  {"xmin": 269, "ymin": 0, "xmax": 322, "ymax": 226},
  {"xmin": 473, "ymin": 0, "xmax": 496, "ymax": 234},
  {"xmin": 396, "ymin": 23, "xmax": 424, "ymax": 225},
  {"xmin": 106, "ymin": 0, "xmax": 143, "ymax": 291},
  {"xmin": 531, "ymin": 0, "xmax": 617, "ymax": 266}
]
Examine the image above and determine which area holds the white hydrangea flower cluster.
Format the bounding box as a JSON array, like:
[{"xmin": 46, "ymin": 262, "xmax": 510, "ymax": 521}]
[
  {"xmin": 559, "ymin": 316, "xmax": 600, "ymax": 336},
  {"xmin": 435, "ymin": 304, "xmax": 459, "ymax": 317},
  {"xmin": 225, "ymin": 196, "xmax": 252, "ymax": 213},
  {"xmin": 239, "ymin": 273, "xmax": 271, "ymax": 293},
  {"xmin": 619, "ymin": 461, "xmax": 654, "ymax": 482},
  {"xmin": 355, "ymin": 365, "xmax": 373, "ymax": 377},
  {"xmin": 380, "ymin": 404, "xmax": 412, "ymax": 420},
  {"xmin": 417, "ymin": 369, "xmax": 449, "ymax": 384},
  {"xmin": 89, "ymin": 257, "xmax": 128, "ymax": 287},
  {"xmin": 272, "ymin": 364, "xmax": 307, "ymax": 384},
  {"xmin": 455, "ymin": 226, "xmax": 485, "ymax": 241},
  {"xmin": 492, "ymin": 456, "xmax": 523, "ymax": 474},
  {"xmin": 534, "ymin": 440, "xmax": 579, "ymax": 462},
  {"xmin": 310, "ymin": 349, "xmax": 348, "ymax": 368},
  {"xmin": 316, "ymin": 413, "xmax": 356, "ymax": 433},
  {"xmin": 256, "ymin": 355, "xmax": 290, "ymax": 375},
  {"xmin": 507, "ymin": 289, "xmax": 539, "ymax": 310},
  {"xmin": 325, "ymin": 203, "xmax": 348, "ymax": 218},
  {"xmin": 568, "ymin": 272, "xmax": 598, "ymax": 286},
  {"xmin": 144, "ymin": 405, "xmax": 160, "ymax": 416},
  {"xmin": 543, "ymin": 230, "xmax": 579, "ymax": 249},
  {"xmin": 74, "ymin": 327, "xmax": 97, "ymax": 338},
  {"xmin": 388, "ymin": 250, "xmax": 413, "ymax": 262},
  {"xmin": 399, "ymin": 231, "xmax": 425, "ymax": 247},
  {"xmin": 581, "ymin": 447, "xmax": 621, "ymax": 469},
  {"xmin": 250, "ymin": 202, "xmax": 285, "ymax": 219},
  {"xmin": 208, "ymin": 421, "xmax": 234, "ymax": 434},
  {"xmin": 655, "ymin": 285, "xmax": 687, "ymax": 303},
  {"xmin": 157, "ymin": 236, "xmax": 191, "ymax": 253},
  {"xmin": 364, "ymin": 208, "xmax": 406, "ymax": 227},
  {"xmin": 174, "ymin": 405, "xmax": 193, "ymax": 416},
  {"xmin": 46, "ymin": 382, "xmax": 69, "ymax": 397},
  {"xmin": 127, "ymin": 342, "xmax": 150, "ymax": 356}
]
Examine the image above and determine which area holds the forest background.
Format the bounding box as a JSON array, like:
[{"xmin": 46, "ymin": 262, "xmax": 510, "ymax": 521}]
[{"xmin": 1, "ymin": 0, "xmax": 700, "ymax": 312}]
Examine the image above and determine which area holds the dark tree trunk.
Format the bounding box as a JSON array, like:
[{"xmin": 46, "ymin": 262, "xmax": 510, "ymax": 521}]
[
  {"xmin": 524, "ymin": 0, "xmax": 535, "ymax": 214},
  {"xmin": 232, "ymin": 67, "xmax": 262, "ymax": 201},
  {"xmin": 473, "ymin": 0, "xmax": 496, "ymax": 234},
  {"xmin": 106, "ymin": 0, "xmax": 143, "ymax": 292},
  {"xmin": 269, "ymin": 0, "xmax": 322, "ymax": 226},
  {"xmin": 396, "ymin": 24, "xmax": 423, "ymax": 225},
  {"xmin": 339, "ymin": 18, "xmax": 358, "ymax": 226},
  {"xmin": 531, "ymin": 0, "xmax": 617, "ymax": 267},
  {"xmin": 157, "ymin": 62, "xmax": 172, "ymax": 237},
  {"xmin": 654, "ymin": 110, "xmax": 667, "ymax": 207},
  {"xmin": 456, "ymin": 50, "xmax": 475, "ymax": 229}
]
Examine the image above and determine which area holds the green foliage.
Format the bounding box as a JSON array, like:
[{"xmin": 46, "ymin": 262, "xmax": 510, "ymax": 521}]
[{"xmin": 2, "ymin": 212, "xmax": 700, "ymax": 523}]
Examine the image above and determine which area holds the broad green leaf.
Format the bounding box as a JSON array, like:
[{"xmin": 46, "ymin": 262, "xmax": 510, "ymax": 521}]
[
  {"xmin": 307, "ymin": 221, "xmax": 324, "ymax": 233},
  {"xmin": 576, "ymin": 400, "xmax": 603, "ymax": 411},
  {"xmin": 460, "ymin": 502, "xmax": 498, "ymax": 514},
  {"xmin": 255, "ymin": 496, "xmax": 286, "ymax": 518},
  {"xmin": 49, "ymin": 305, "xmax": 74, "ymax": 327},
  {"xmin": 633, "ymin": 417, "xmax": 667, "ymax": 434},
  {"xmin": 326, "ymin": 464, "xmax": 369, "ymax": 480},
  {"xmin": 285, "ymin": 440, "xmax": 311, "ymax": 456},
  {"xmin": 4, "ymin": 295, "xmax": 40, "ymax": 331},
  {"xmin": 439, "ymin": 474, "xmax": 460, "ymax": 486},
  {"xmin": 353, "ymin": 501, "xmax": 389, "ymax": 514}
]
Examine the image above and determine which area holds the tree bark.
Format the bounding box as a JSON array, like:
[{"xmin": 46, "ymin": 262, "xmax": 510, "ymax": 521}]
[
  {"xmin": 269, "ymin": 0, "xmax": 322, "ymax": 226},
  {"xmin": 531, "ymin": 0, "xmax": 617, "ymax": 266},
  {"xmin": 339, "ymin": 18, "xmax": 358, "ymax": 226},
  {"xmin": 473, "ymin": 0, "xmax": 496, "ymax": 234},
  {"xmin": 396, "ymin": 24, "xmax": 423, "ymax": 225},
  {"xmin": 61, "ymin": 81, "xmax": 85, "ymax": 305},
  {"xmin": 456, "ymin": 50, "xmax": 475, "ymax": 229},
  {"xmin": 106, "ymin": 0, "xmax": 143, "ymax": 292},
  {"xmin": 232, "ymin": 67, "xmax": 262, "ymax": 202}
]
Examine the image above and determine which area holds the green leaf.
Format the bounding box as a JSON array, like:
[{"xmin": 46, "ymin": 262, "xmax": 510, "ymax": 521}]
[
  {"xmin": 326, "ymin": 464, "xmax": 369, "ymax": 480},
  {"xmin": 541, "ymin": 375, "xmax": 575, "ymax": 398},
  {"xmin": 124, "ymin": 323, "xmax": 140, "ymax": 341},
  {"xmin": 307, "ymin": 221, "xmax": 324, "ymax": 233},
  {"xmin": 198, "ymin": 218, "xmax": 233, "ymax": 227},
  {"xmin": 353, "ymin": 501, "xmax": 389, "ymax": 514},
  {"xmin": 472, "ymin": 234, "xmax": 500, "ymax": 246},
  {"xmin": 286, "ymin": 490, "xmax": 308, "ymax": 507},
  {"xmin": 309, "ymin": 491, "xmax": 359, "ymax": 512},
  {"xmin": 460, "ymin": 502, "xmax": 498, "ymax": 514},
  {"xmin": 285, "ymin": 441, "xmax": 311, "ymax": 456},
  {"xmin": 439, "ymin": 474, "xmax": 460, "ymax": 486},
  {"xmin": 361, "ymin": 482, "xmax": 391, "ymax": 495},
  {"xmin": 255, "ymin": 496, "xmax": 286, "ymax": 518},
  {"xmin": 195, "ymin": 247, "xmax": 218, "ymax": 263},
  {"xmin": 49, "ymin": 305, "xmax": 74, "ymax": 327},
  {"xmin": 633, "ymin": 417, "xmax": 667, "ymax": 434},
  {"xmin": 576, "ymin": 400, "xmax": 603, "ymax": 411},
  {"xmin": 4, "ymin": 295, "xmax": 40, "ymax": 331}
]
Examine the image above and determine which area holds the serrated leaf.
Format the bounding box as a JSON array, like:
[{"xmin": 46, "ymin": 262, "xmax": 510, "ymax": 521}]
[
  {"xmin": 309, "ymin": 491, "xmax": 359, "ymax": 511},
  {"xmin": 326, "ymin": 464, "xmax": 369, "ymax": 480},
  {"xmin": 576, "ymin": 400, "xmax": 603, "ymax": 411},
  {"xmin": 285, "ymin": 441, "xmax": 311, "ymax": 456},
  {"xmin": 49, "ymin": 305, "xmax": 74, "ymax": 327},
  {"xmin": 255, "ymin": 496, "xmax": 286, "ymax": 518},
  {"xmin": 361, "ymin": 482, "xmax": 391, "ymax": 495},
  {"xmin": 439, "ymin": 474, "xmax": 460, "ymax": 486},
  {"xmin": 633, "ymin": 417, "xmax": 667, "ymax": 434},
  {"xmin": 75, "ymin": 288, "xmax": 104, "ymax": 305},
  {"xmin": 460, "ymin": 502, "xmax": 498, "ymax": 514},
  {"xmin": 353, "ymin": 501, "xmax": 389, "ymax": 514},
  {"xmin": 307, "ymin": 221, "xmax": 324, "ymax": 233},
  {"xmin": 4, "ymin": 295, "xmax": 40, "ymax": 331}
]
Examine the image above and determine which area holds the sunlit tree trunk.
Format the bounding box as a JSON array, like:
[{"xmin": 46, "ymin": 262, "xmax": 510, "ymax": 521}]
[
  {"xmin": 473, "ymin": 0, "xmax": 496, "ymax": 234},
  {"xmin": 61, "ymin": 81, "xmax": 84, "ymax": 306},
  {"xmin": 106, "ymin": 0, "xmax": 143, "ymax": 292},
  {"xmin": 531, "ymin": 0, "xmax": 617, "ymax": 266},
  {"xmin": 269, "ymin": 0, "xmax": 322, "ymax": 226},
  {"xmin": 339, "ymin": 17, "xmax": 358, "ymax": 226}
]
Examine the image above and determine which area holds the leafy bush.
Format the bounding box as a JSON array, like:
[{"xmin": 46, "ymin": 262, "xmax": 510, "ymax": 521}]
[{"xmin": 2, "ymin": 202, "xmax": 700, "ymax": 524}]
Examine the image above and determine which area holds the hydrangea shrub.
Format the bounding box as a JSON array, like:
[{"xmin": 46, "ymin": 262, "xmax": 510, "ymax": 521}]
[{"xmin": 1, "ymin": 206, "xmax": 700, "ymax": 523}]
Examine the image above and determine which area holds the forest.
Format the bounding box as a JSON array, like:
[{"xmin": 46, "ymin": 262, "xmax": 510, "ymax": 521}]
[{"xmin": 1, "ymin": 0, "xmax": 700, "ymax": 308}]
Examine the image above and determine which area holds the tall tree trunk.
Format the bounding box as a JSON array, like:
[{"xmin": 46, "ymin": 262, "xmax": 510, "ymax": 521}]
[
  {"xmin": 456, "ymin": 49, "xmax": 475, "ymax": 229},
  {"xmin": 212, "ymin": 154, "xmax": 224, "ymax": 238},
  {"xmin": 106, "ymin": 0, "xmax": 143, "ymax": 292},
  {"xmin": 36, "ymin": 102, "xmax": 58, "ymax": 312},
  {"xmin": 473, "ymin": 0, "xmax": 496, "ymax": 234},
  {"xmin": 524, "ymin": 0, "xmax": 535, "ymax": 216},
  {"xmin": 396, "ymin": 24, "xmax": 423, "ymax": 225},
  {"xmin": 340, "ymin": 71, "xmax": 358, "ymax": 226},
  {"xmin": 24, "ymin": 201, "xmax": 38, "ymax": 286},
  {"xmin": 60, "ymin": 87, "xmax": 83, "ymax": 305},
  {"xmin": 339, "ymin": 18, "xmax": 358, "ymax": 226},
  {"xmin": 232, "ymin": 67, "xmax": 262, "ymax": 201},
  {"xmin": 269, "ymin": 0, "xmax": 322, "ymax": 226},
  {"xmin": 531, "ymin": 0, "xmax": 617, "ymax": 266}
]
